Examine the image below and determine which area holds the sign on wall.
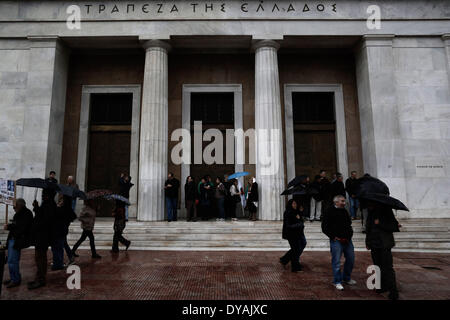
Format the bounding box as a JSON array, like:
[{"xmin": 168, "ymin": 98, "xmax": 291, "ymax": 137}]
[{"xmin": 0, "ymin": 179, "xmax": 16, "ymax": 206}]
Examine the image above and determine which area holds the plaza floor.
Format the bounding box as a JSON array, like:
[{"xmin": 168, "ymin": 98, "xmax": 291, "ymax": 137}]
[{"xmin": 1, "ymin": 250, "xmax": 449, "ymax": 300}]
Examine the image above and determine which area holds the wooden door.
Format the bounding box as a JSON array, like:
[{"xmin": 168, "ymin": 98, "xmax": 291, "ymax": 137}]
[
  {"xmin": 87, "ymin": 131, "xmax": 131, "ymax": 216},
  {"xmin": 294, "ymin": 130, "xmax": 337, "ymax": 180}
]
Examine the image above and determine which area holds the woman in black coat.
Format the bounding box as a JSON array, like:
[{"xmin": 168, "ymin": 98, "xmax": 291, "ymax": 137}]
[{"xmin": 280, "ymin": 199, "xmax": 307, "ymax": 272}]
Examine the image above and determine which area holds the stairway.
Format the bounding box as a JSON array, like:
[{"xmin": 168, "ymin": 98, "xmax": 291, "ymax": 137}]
[{"xmin": 1, "ymin": 218, "xmax": 449, "ymax": 252}]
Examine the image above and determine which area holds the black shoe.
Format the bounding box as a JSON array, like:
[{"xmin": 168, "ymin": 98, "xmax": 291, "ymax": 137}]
[
  {"xmin": 6, "ymin": 281, "xmax": 21, "ymax": 288},
  {"xmin": 110, "ymin": 249, "xmax": 119, "ymax": 253},
  {"xmin": 51, "ymin": 266, "xmax": 65, "ymax": 271},
  {"xmin": 376, "ymin": 288, "xmax": 388, "ymax": 294},
  {"xmin": 3, "ymin": 279, "xmax": 11, "ymax": 285},
  {"xmin": 27, "ymin": 281, "xmax": 45, "ymax": 290},
  {"xmin": 279, "ymin": 258, "xmax": 288, "ymax": 266},
  {"xmin": 388, "ymin": 291, "xmax": 399, "ymax": 300},
  {"xmin": 92, "ymin": 254, "xmax": 102, "ymax": 259},
  {"xmin": 125, "ymin": 241, "xmax": 131, "ymax": 251},
  {"xmin": 168, "ymin": 220, "xmax": 172, "ymax": 222},
  {"xmin": 291, "ymin": 268, "xmax": 303, "ymax": 273}
]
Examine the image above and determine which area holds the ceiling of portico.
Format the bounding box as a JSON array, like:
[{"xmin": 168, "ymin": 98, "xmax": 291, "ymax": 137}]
[{"xmin": 62, "ymin": 35, "xmax": 361, "ymax": 54}]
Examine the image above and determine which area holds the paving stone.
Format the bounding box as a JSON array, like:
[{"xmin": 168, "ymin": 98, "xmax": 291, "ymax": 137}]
[{"xmin": 1, "ymin": 250, "xmax": 449, "ymax": 300}]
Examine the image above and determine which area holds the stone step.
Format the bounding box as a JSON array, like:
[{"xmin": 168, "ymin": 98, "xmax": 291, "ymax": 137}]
[
  {"xmin": 2, "ymin": 219, "xmax": 449, "ymax": 252},
  {"xmin": 64, "ymin": 240, "xmax": 450, "ymax": 250},
  {"xmin": 65, "ymin": 232, "xmax": 450, "ymax": 241},
  {"xmin": 67, "ymin": 225, "xmax": 449, "ymax": 234}
]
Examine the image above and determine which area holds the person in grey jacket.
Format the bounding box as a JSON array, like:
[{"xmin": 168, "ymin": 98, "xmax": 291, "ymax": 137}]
[{"xmin": 71, "ymin": 200, "xmax": 101, "ymax": 259}]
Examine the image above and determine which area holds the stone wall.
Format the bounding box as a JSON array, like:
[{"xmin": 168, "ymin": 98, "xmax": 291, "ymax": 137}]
[
  {"xmin": 0, "ymin": 38, "xmax": 69, "ymax": 220},
  {"xmin": 393, "ymin": 37, "xmax": 450, "ymax": 218}
]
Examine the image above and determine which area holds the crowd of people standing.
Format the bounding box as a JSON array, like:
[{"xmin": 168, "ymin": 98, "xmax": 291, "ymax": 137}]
[{"xmin": 165, "ymin": 173, "xmax": 259, "ymax": 223}]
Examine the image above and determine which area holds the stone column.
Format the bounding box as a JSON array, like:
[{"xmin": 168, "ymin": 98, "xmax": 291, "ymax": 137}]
[
  {"xmin": 138, "ymin": 40, "xmax": 170, "ymax": 221},
  {"xmin": 253, "ymin": 40, "xmax": 285, "ymax": 221},
  {"xmin": 20, "ymin": 36, "xmax": 69, "ymax": 204},
  {"xmin": 355, "ymin": 35, "xmax": 407, "ymax": 209},
  {"xmin": 442, "ymin": 34, "xmax": 450, "ymax": 90}
]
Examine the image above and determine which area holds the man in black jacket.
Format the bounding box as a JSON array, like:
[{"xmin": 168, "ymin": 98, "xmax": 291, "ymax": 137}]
[
  {"xmin": 345, "ymin": 171, "xmax": 359, "ymax": 220},
  {"xmin": 366, "ymin": 202, "xmax": 400, "ymax": 300},
  {"xmin": 3, "ymin": 198, "xmax": 33, "ymax": 288},
  {"xmin": 164, "ymin": 173, "xmax": 180, "ymax": 222},
  {"xmin": 329, "ymin": 173, "xmax": 346, "ymax": 200},
  {"xmin": 321, "ymin": 195, "xmax": 356, "ymax": 291},
  {"xmin": 119, "ymin": 173, "xmax": 134, "ymax": 221},
  {"xmin": 184, "ymin": 176, "xmax": 198, "ymax": 222},
  {"xmin": 280, "ymin": 199, "xmax": 307, "ymax": 272},
  {"xmin": 28, "ymin": 189, "xmax": 57, "ymax": 290}
]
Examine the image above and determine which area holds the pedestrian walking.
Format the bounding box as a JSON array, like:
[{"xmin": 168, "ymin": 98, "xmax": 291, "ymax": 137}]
[
  {"xmin": 28, "ymin": 189, "xmax": 56, "ymax": 290},
  {"xmin": 71, "ymin": 199, "xmax": 101, "ymax": 259},
  {"xmin": 3, "ymin": 199, "xmax": 33, "ymax": 288},
  {"xmin": 215, "ymin": 177, "xmax": 226, "ymax": 221},
  {"xmin": 280, "ymin": 199, "xmax": 307, "ymax": 272},
  {"xmin": 119, "ymin": 173, "xmax": 134, "ymax": 221},
  {"xmin": 345, "ymin": 171, "xmax": 359, "ymax": 220},
  {"xmin": 164, "ymin": 173, "xmax": 180, "ymax": 222},
  {"xmin": 111, "ymin": 200, "xmax": 131, "ymax": 253},
  {"xmin": 366, "ymin": 202, "xmax": 400, "ymax": 300},
  {"xmin": 184, "ymin": 176, "xmax": 198, "ymax": 222},
  {"xmin": 321, "ymin": 195, "xmax": 356, "ymax": 291},
  {"xmin": 58, "ymin": 195, "xmax": 77, "ymax": 265}
]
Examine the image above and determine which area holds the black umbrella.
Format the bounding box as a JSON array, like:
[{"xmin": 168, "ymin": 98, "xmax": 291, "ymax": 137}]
[
  {"xmin": 16, "ymin": 178, "xmax": 60, "ymax": 191},
  {"xmin": 287, "ymin": 175, "xmax": 309, "ymax": 189},
  {"xmin": 57, "ymin": 184, "xmax": 87, "ymax": 200},
  {"xmin": 354, "ymin": 175, "xmax": 390, "ymax": 196},
  {"xmin": 281, "ymin": 185, "xmax": 306, "ymax": 196},
  {"xmin": 359, "ymin": 193, "xmax": 409, "ymax": 211}
]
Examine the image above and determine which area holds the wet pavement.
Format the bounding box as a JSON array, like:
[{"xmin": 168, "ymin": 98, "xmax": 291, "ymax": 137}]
[{"xmin": 1, "ymin": 250, "xmax": 449, "ymax": 300}]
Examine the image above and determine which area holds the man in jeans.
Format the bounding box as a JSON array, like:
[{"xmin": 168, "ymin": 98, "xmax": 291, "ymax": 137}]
[
  {"xmin": 345, "ymin": 171, "xmax": 359, "ymax": 219},
  {"xmin": 321, "ymin": 195, "xmax": 356, "ymax": 290},
  {"xmin": 3, "ymin": 199, "xmax": 33, "ymax": 288},
  {"xmin": 164, "ymin": 172, "xmax": 180, "ymax": 222}
]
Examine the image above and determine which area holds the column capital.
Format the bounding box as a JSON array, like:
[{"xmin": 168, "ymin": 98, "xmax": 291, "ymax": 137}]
[
  {"xmin": 141, "ymin": 39, "xmax": 171, "ymax": 52},
  {"xmin": 442, "ymin": 34, "xmax": 450, "ymax": 46},
  {"xmin": 357, "ymin": 34, "xmax": 395, "ymax": 52},
  {"xmin": 252, "ymin": 39, "xmax": 280, "ymax": 52},
  {"xmin": 27, "ymin": 35, "xmax": 70, "ymax": 54}
]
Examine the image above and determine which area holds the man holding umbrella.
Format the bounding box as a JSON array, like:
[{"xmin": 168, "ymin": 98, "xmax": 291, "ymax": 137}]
[
  {"xmin": 28, "ymin": 189, "xmax": 57, "ymax": 289},
  {"xmin": 365, "ymin": 202, "xmax": 400, "ymax": 300}
]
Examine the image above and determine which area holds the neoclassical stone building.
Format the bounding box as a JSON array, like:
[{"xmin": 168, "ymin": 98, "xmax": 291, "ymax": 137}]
[{"xmin": 0, "ymin": 0, "xmax": 449, "ymax": 221}]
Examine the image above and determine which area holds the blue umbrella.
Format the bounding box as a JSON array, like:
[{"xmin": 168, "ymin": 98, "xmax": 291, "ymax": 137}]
[
  {"xmin": 105, "ymin": 194, "xmax": 130, "ymax": 205},
  {"xmin": 228, "ymin": 172, "xmax": 250, "ymax": 180}
]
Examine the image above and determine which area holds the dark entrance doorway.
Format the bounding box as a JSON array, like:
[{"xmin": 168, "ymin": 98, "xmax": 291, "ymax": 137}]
[
  {"xmin": 190, "ymin": 92, "xmax": 235, "ymax": 182},
  {"xmin": 292, "ymin": 92, "xmax": 337, "ymax": 180},
  {"xmin": 87, "ymin": 93, "xmax": 132, "ymax": 217}
]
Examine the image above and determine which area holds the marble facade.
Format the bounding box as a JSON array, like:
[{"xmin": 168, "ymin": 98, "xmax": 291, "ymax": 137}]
[{"xmin": 0, "ymin": 0, "xmax": 449, "ymax": 220}]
